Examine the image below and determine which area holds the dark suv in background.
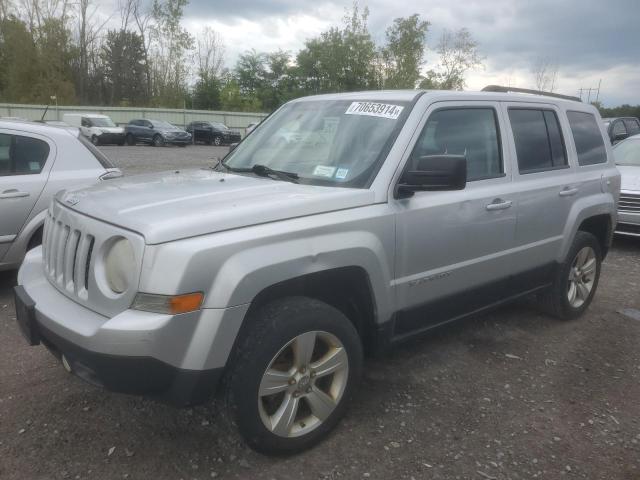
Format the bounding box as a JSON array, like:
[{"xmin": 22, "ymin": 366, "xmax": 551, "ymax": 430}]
[
  {"xmin": 602, "ymin": 117, "xmax": 640, "ymax": 144},
  {"xmin": 186, "ymin": 121, "xmax": 241, "ymax": 146},
  {"xmin": 125, "ymin": 119, "xmax": 191, "ymax": 147}
]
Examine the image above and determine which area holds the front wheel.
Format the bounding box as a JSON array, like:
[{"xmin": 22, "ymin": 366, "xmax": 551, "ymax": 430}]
[
  {"xmin": 539, "ymin": 231, "xmax": 602, "ymax": 320},
  {"xmin": 226, "ymin": 297, "xmax": 362, "ymax": 454},
  {"xmin": 126, "ymin": 133, "xmax": 135, "ymax": 146},
  {"xmin": 213, "ymin": 135, "xmax": 222, "ymax": 146},
  {"xmin": 91, "ymin": 135, "xmax": 100, "ymax": 146}
]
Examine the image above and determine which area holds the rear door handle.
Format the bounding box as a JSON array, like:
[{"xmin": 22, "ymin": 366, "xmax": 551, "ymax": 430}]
[
  {"xmin": 486, "ymin": 199, "xmax": 512, "ymax": 211},
  {"xmin": 559, "ymin": 187, "xmax": 579, "ymax": 197},
  {"xmin": 0, "ymin": 190, "xmax": 30, "ymax": 199}
]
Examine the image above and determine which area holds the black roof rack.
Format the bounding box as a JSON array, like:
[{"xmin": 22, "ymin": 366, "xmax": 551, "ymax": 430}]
[{"xmin": 481, "ymin": 85, "xmax": 581, "ymax": 102}]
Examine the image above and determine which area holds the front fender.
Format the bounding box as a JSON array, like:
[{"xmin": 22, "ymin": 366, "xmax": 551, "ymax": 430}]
[{"xmin": 139, "ymin": 206, "xmax": 396, "ymax": 325}]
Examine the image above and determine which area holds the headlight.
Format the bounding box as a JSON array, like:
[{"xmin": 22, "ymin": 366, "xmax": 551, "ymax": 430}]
[{"xmin": 104, "ymin": 237, "xmax": 135, "ymax": 293}]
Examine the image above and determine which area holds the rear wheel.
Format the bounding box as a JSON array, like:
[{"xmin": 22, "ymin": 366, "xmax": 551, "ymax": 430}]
[
  {"xmin": 539, "ymin": 231, "xmax": 602, "ymax": 319},
  {"xmin": 152, "ymin": 134, "xmax": 164, "ymax": 147},
  {"xmin": 126, "ymin": 133, "xmax": 135, "ymax": 146},
  {"xmin": 226, "ymin": 297, "xmax": 362, "ymax": 454}
]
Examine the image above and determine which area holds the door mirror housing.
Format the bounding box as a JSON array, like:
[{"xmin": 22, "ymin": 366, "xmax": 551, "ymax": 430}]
[{"xmin": 395, "ymin": 154, "xmax": 467, "ymax": 199}]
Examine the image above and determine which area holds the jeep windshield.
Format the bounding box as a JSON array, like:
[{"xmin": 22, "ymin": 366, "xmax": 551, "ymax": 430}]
[{"xmin": 223, "ymin": 99, "xmax": 410, "ymax": 188}]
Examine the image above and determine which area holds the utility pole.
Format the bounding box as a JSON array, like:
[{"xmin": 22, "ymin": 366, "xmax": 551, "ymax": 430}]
[{"xmin": 578, "ymin": 80, "xmax": 602, "ymax": 103}]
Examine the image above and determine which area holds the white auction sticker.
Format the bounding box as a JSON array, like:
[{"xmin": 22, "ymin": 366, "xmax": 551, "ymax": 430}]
[
  {"xmin": 345, "ymin": 101, "xmax": 404, "ymax": 120},
  {"xmin": 313, "ymin": 165, "xmax": 337, "ymax": 177}
]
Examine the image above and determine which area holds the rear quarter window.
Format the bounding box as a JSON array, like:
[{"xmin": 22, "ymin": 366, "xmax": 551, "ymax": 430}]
[
  {"xmin": 623, "ymin": 119, "xmax": 640, "ymax": 135},
  {"xmin": 567, "ymin": 111, "xmax": 608, "ymax": 166},
  {"xmin": 77, "ymin": 133, "xmax": 114, "ymax": 169}
]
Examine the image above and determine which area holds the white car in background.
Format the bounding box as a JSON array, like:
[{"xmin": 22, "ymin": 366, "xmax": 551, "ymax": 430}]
[
  {"xmin": 0, "ymin": 120, "xmax": 121, "ymax": 271},
  {"xmin": 613, "ymin": 134, "xmax": 640, "ymax": 237},
  {"xmin": 63, "ymin": 113, "xmax": 125, "ymax": 146}
]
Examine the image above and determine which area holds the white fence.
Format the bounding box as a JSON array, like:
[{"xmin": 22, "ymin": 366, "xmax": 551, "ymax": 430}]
[{"xmin": 0, "ymin": 103, "xmax": 267, "ymax": 134}]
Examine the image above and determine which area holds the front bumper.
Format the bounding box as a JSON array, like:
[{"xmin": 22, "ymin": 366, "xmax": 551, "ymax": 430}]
[{"xmin": 16, "ymin": 248, "xmax": 250, "ymax": 406}]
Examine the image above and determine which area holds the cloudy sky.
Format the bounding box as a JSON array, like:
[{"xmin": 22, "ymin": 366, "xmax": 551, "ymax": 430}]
[{"xmin": 113, "ymin": 0, "xmax": 639, "ymax": 106}]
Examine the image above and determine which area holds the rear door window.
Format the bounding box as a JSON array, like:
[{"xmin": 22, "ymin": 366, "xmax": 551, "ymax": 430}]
[
  {"xmin": 508, "ymin": 108, "xmax": 567, "ymax": 173},
  {"xmin": 0, "ymin": 133, "xmax": 50, "ymax": 176},
  {"xmin": 567, "ymin": 111, "xmax": 608, "ymax": 166}
]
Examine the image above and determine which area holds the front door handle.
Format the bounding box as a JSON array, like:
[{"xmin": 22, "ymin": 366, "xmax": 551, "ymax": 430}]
[
  {"xmin": 486, "ymin": 199, "xmax": 512, "ymax": 211},
  {"xmin": 0, "ymin": 190, "xmax": 30, "ymax": 199},
  {"xmin": 559, "ymin": 187, "xmax": 579, "ymax": 197}
]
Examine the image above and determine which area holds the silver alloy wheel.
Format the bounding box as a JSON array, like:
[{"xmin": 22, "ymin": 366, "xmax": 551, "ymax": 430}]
[
  {"xmin": 214, "ymin": 136, "xmax": 222, "ymax": 146},
  {"xmin": 567, "ymin": 246, "xmax": 597, "ymax": 308},
  {"xmin": 258, "ymin": 330, "xmax": 349, "ymax": 438}
]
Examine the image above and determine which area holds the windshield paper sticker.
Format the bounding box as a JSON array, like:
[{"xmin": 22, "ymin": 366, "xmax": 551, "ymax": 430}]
[
  {"xmin": 345, "ymin": 102, "xmax": 404, "ymax": 120},
  {"xmin": 335, "ymin": 168, "xmax": 349, "ymax": 179},
  {"xmin": 313, "ymin": 165, "xmax": 337, "ymax": 177}
]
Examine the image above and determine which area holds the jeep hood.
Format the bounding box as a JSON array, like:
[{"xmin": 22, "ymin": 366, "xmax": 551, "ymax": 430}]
[{"xmin": 57, "ymin": 169, "xmax": 375, "ymax": 244}]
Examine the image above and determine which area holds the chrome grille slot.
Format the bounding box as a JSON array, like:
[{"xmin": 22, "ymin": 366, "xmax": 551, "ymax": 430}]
[
  {"xmin": 619, "ymin": 193, "xmax": 640, "ymax": 213},
  {"xmin": 55, "ymin": 225, "xmax": 70, "ymax": 283},
  {"xmin": 63, "ymin": 230, "xmax": 81, "ymax": 291},
  {"xmin": 41, "ymin": 201, "xmax": 144, "ymax": 318}
]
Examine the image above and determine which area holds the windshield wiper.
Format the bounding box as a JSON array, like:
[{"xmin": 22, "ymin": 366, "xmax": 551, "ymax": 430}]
[
  {"xmin": 250, "ymin": 164, "xmax": 299, "ymax": 183},
  {"xmin": 215, "ymin": 161, "xmax": 299, "ymax": 183}
]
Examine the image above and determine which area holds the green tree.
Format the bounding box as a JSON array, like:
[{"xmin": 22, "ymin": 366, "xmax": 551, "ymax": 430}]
[
  {"xmin": 419, "ymin": 28, "xmax": 483, "ymax": 90},
  {"xmin": 381, "ymin": 14, "xmax": 429, "ymax": 88},
  {"xmin": 149, "ymin": 0, "xmax": 194, "ymax": 107},
  {"xmin": 296, "ymin": 2, "xmax": 377, "ymax": 94},
  {"xmin": 101, "ymin": 29, "xmax": 149, "ymax": 105},
  {"xmin": 0, "ymin": 16, "xmax": 41, "ymax": 102}
]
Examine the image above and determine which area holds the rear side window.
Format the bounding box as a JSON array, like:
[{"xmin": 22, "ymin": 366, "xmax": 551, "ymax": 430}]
[
  {"xmin": 0, "ymin": 133, "xmax": 50, "ymax": 176},
  {"xmin": 624, "ymin": 119, "xmax": 640, "ymax": 135},
  {"xmin": 567, "ymin": 111, "xmax": 608, "ymax": 166},
  {"xmin": 509, "ymin": 108, "xmax": 567, "ymax": 173},
  {"xmin": 411, "ymin": 108, "xmax": 503, "ymax": 181}
]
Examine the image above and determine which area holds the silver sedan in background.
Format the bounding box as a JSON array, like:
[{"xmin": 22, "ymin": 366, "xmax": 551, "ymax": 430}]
[
  {"xmin": 0, "ymin": 120, "xmax": 121, "ymax": 271},
  {"xmin": 614, "ymin": 134, "xmax": 640, "ymax": 237}
]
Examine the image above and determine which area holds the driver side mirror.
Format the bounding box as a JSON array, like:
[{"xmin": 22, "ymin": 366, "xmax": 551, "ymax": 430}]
[{"xmin": 395, "ymin": 154, "xmax": 467, "ymax": 199}]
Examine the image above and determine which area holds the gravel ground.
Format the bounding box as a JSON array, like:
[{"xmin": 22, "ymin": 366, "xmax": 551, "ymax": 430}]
[
  {"xmin": 100, "ymin": 144, "xmax": 230, "ymax": 175},
  {"xmin": 1, "ymin": 146, "xmax": 639, "ymax": 479}
]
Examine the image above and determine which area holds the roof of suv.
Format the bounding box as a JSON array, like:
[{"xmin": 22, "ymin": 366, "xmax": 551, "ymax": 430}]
[{"xmin": 290, "ymin": 89, "xmax": 589, "ymax": 108}]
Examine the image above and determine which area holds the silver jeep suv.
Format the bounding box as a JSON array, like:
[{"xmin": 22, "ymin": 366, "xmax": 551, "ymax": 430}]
[{"xmin": 15, "ymin": 88, "xmax": 620, "ymax": 454}]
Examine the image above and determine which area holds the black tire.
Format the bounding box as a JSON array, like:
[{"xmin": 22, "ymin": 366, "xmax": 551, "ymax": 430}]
[
  {"xmin": 27, "ymin": 226, "xmax": 43, "ymax": 251},
  {"xmin": 152, "ymin": 134, "xmax": 164, "ymax": 147},
  {"xmin": 226, "ymin": 296, "xmax": 363, "ymax": 455},
  {"xmin": 539, "ymin": 231, "xmax": 602, "ymax": 320},
  {"xmin": 117, "ymin": 140, "xmax": 125, "ymax": 146},
  {"xmin": 213, "ymin": 135, "xmax": 223, "ymax": 146},
  {"xmin": 91, "ymin": 135, "xmax": 100, "ymax": 146},
  {"xmin": 126, "ymin": 134, "xmax": 135, "ymax": 146},
  {"xmin": 178, "ymin": 143, "xmax": 187, "ymax": 147}
]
